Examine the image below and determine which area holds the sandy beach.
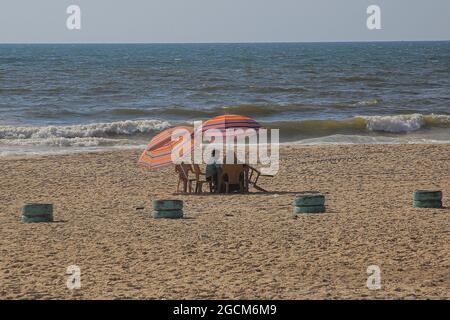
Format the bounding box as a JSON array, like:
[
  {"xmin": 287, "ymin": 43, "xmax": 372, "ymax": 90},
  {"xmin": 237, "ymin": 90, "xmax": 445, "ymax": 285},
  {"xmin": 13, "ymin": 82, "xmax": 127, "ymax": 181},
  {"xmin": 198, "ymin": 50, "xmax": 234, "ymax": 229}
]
[{"xmin": 0, "ymin": 144, "xmax": 449, "ymax": 300}]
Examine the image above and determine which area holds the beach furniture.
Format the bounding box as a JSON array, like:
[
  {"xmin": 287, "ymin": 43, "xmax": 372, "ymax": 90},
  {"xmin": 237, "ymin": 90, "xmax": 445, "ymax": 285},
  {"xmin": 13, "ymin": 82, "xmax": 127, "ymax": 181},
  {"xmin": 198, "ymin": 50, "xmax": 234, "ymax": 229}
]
[
  {"xmin": 192, "ymin": 164, "xmax": 212, "ymax": 193},
  {"xmin": 175, "ymin": 163, "xmax": 195, "ymax": 193},
  {"xmin": 197, "ymin": 114, "xmax": 261, "ymax": 138},
  {"xmin": 196, "ymin": 114, "xmax": 262, "ymax": 192},
  {"xmin": 152, "ymin": 200, "xmax": 183, "ymax": 219},
  {"xmin": 413, "ymin": 190, "xmax": 443, "ymax": 208},
  {"xmin": 139, "ymin": 126, "xmax": 194, "ymax": 169},
  {"xmin": 246, "ymin": 165, "xmax": 274, "ymax": 192},
  {"xmin": 21, "ymin": 203, "xmax": 53, "ymax": 223},
  {"xmin": 293, "ymin": 194, "xmax": 326, "ymax": 214},
  {"xmin": 138, "ymin": 126, "xmax": 196, "ymax": 193},
  {"xmin": 139, "ymin": 116, "xmax": 265, "ymax": 193},
  {"xmin": 219, "ymin": 164, "xmax": 245, "ymax": 193},
  {"xmin": 195, "ymin": 114, "xmax": 262, "ymax": 193}
]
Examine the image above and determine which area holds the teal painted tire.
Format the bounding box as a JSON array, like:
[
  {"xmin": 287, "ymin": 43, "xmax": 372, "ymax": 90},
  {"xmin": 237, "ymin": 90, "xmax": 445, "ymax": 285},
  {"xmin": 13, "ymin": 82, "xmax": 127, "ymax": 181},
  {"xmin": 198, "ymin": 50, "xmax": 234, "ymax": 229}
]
[
  {"xmin": 413, "ymin": 200, "xmax": 442, "ymax": 209},
  {"xmin": 152, "ymin": 200, "xmax": 183, "ymax": 211},
  {"xmin": 152, "ymin": 210, "xmax": 183, "ymax": 219},
  {"xmin": 413, "ymin": 190, "xmax": 442, "ymax": 202},
  {"xmin": 293, "ymin": 195, "xmax": 325, "ymax": 206},
  {"xmin": 21, "ymin": 215, "xmax": 53, "ymax": 223},
  {"xmin": 294, "ymin": 205, "xmax": 326, "ymax": 214},
  {"xmin": 22, "ymin": 203, "xmax": 53, "ymax": 217}
]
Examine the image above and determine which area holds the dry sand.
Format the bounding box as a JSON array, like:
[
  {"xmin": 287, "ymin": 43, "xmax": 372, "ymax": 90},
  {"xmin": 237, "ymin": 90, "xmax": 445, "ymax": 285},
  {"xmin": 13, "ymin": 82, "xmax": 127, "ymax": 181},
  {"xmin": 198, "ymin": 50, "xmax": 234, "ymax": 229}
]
[{"xmin": 0, "ymin": 144, "xmax": 449, "ymax": 300}]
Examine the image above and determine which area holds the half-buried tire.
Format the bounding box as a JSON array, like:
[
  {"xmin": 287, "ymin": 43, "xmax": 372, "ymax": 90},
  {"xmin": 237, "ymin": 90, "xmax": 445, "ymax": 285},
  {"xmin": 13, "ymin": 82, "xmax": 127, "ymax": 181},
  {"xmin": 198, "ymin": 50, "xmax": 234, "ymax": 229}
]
[
  {"xmin": 21, "ymin": 203, "xmax": 53, "ymax": 223},
  {"xmin": 413, "ymin": 190, "xmax": 442, "ymax": 202},
  {"xmin": 152, "ymin": 210, "xmax": 184, "ymax": 219},
  {"xmin": 294, "ymin": 205, "xmax": 326, "ymax": 214},
  {"xmin": 21, "ymin": 215, "xmax": 54, "ymax": 223},
  {"xmin": 413, "ymin": 200, "xmax": 442, "ymax": 209},
  {"xmin": 152, "ymin": 200, "xmax": 183, "ymax": 211},
  {"xmin": 293, "ymin": 195, "xmax": 325, "ymax": 207}
]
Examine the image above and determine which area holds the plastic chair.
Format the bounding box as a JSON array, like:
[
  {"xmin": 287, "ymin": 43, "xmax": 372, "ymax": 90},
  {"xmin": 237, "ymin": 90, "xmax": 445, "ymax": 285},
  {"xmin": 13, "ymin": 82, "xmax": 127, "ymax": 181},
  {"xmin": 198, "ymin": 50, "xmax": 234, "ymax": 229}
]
[
  {"xmin": 175, "ymin": 163, "xmax": 195, "ymax": 193},
  {"xmin": 191, "ymin": 164, "xmax": 212, "ymax": 193},
  {"xmin": 246, "ymin": 165, "xmax": 273, "ymax": 192},
  {"xmin": 219, "ymin": 164, "xmax": 245, "ymax": 193}
]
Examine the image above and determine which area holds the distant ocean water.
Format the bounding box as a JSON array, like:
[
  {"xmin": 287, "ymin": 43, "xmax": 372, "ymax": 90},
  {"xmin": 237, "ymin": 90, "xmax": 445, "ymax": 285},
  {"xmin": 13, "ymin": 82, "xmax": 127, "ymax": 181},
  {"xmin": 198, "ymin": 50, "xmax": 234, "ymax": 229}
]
[{"xmin": 0, "ymin": 42, "xmax": 449, "ymax": 155}]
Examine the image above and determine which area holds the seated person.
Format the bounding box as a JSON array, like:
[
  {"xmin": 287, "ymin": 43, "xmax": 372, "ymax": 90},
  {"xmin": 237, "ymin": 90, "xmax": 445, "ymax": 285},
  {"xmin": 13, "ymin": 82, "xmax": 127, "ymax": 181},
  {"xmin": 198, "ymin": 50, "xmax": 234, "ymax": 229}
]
[{"xmin": 205, "ymin": 150, "xmax": 220, "ymax": 189}]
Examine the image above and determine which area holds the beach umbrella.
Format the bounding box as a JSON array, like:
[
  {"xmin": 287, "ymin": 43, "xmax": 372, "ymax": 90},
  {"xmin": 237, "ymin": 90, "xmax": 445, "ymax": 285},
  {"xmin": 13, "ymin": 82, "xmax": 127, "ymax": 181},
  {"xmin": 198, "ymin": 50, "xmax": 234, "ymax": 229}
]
[
  {"xmin": 138, "ymin": 126, "xmax": 194, "ymax": 169},
  {"xmin": 198, "ymin": 114, "xmax": 262, "ymax": 138}
]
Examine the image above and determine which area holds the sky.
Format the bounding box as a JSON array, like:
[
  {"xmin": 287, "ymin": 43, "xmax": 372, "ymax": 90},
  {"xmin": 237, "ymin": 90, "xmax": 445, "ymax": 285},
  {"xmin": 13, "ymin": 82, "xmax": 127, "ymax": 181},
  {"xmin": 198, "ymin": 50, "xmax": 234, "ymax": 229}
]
[{"xmin": 0, "ymin": 0, "xmax": 449, "ymax": 43}]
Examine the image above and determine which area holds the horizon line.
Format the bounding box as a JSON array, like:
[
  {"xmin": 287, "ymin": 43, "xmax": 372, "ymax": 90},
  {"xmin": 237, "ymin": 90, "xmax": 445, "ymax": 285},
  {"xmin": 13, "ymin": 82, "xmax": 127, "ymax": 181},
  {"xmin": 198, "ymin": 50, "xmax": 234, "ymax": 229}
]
[{"xmin": 1, "ymin": 39, "xmax": 450, "ymax": 45}]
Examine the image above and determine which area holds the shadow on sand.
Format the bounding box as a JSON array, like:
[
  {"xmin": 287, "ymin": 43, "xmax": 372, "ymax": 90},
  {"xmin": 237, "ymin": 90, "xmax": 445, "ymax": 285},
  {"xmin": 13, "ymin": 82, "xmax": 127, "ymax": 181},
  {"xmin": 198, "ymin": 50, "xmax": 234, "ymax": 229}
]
[{"xmin": 172, "ymin": 190, "xmax": 325, "ymax": 197}]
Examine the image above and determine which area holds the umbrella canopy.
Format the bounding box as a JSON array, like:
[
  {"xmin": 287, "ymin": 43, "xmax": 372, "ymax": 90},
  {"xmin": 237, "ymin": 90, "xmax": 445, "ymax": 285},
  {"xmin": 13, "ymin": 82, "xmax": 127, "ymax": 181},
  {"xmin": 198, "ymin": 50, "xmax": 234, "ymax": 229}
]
[
  {"xmin": 198, "ymin": 114, "xmax": 262, "ymax": 137},
  {"xmin": 139, "ymin": 126, "xmax": 193, "ymax": 169}
]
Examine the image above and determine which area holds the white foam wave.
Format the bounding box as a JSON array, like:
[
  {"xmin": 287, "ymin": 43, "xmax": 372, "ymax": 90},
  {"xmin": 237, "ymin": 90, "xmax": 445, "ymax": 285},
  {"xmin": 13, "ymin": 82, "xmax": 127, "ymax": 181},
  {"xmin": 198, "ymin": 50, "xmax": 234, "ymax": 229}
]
[
  {"xmin": 293, "ymin": 134, "xmax": 399, "ymax": 145},
  {"xmin": 0, "ymin": 119, "xmax": 171, "ymax": 140},
  {"xmin": 291, "ymin": 134, "xmax": 450, "ymax": 145},
  {"xmin": 362, "ymin": 114, "xmax": 425, "ymax": 133},
  {"xmin": 0, "ymin": 137, "xmax": 132, "ymax": 147},
  {"xmin": 351, "ymin": 99, "xmax": 380, "ymax": 107}
]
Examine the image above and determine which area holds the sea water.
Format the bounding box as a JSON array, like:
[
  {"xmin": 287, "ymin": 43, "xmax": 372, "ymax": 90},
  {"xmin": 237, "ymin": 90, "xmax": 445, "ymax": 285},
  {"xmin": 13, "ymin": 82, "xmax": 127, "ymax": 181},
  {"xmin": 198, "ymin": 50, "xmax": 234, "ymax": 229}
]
[{"xmin": 0, "ymin": 42, "xmax": 449, "ymax": 155}]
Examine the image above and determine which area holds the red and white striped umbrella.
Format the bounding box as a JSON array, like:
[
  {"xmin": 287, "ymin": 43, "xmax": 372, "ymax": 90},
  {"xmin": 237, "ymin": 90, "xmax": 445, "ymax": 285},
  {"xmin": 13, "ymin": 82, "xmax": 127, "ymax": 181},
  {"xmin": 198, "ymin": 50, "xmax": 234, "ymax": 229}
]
[
  {"xmin": 138, "ymin": 126, "xmax": 193, "ymax": 169},
  {"xmin": 197, "ymin": 114, "xmax": 262, "ymax": 138}
]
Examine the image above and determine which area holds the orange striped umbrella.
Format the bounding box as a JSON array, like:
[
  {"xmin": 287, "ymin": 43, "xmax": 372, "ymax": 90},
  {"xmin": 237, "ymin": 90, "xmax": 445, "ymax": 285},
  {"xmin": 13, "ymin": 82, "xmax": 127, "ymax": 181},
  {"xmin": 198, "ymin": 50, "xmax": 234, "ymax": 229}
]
[
  {"xmin": 198, "ymin": 114, "xmax": 262, "ymax": 137},
  {"xmin": 138, "ymin": 126, "xmax": 194, "ymax": 169}
]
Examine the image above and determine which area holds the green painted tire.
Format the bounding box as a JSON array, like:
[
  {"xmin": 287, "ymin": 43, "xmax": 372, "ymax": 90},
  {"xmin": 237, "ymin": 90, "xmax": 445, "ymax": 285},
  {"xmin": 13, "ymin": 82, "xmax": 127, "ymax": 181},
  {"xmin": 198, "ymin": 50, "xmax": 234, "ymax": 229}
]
[
  {"xmin": 413, "ymin": 190, "xmax": 442, "ymax": 202},
  {"xmin": 293, "ymin": 195, "xmax": 325, "ymax": 207},
  {"xmin": 413, "ymin": 200, "xmax": 442, "ymax": 209},
  {"xmin": 21, "ymin": 215, "xmax": 53, "ymax": 223},
  {"xmin": 22, "ymin": 203, "xmax": 53, "ymax": 217},
  {"xmin": 294, "ymin": 205, "xmax": 326, "ymax": 214},
  {"xmin": 152, "ymin": 210, "xmax": 183, "ymax": 219},
  {"xmin": 152, "ymin": 200, "xmax": 183, "ymax": 211}
]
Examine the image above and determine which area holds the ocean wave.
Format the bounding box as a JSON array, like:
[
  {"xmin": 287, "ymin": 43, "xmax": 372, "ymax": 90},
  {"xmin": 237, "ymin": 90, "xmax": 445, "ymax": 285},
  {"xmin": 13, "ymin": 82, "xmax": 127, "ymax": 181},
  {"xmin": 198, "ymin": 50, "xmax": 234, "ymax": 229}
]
[
  {"xmin": 0, "ymin": 87, "xmax": 33, "ymax": 94},
  {"xmin": 155, "ymin": 107, "xmax": 215, "ymax": 117},
  {"xmin": 217, "ymin": 101, "xmax": 380, "ymax": 115},
  {"xmin": 0, "ymin": 119, "xmax": 171, "ymax": 140},
  {"xmin": 0, "ymin": 57, "xmax": 23, "ymax": 64},
  {"xmin": 363, "ymin": 114, "xmax": 450, "ymax": 133},
  {"xmin": 20, "ymin": 101, "xmax": 385, "ymax": 121},
  {"xmin": 266, "ymin": 118, "xmax": 367, "ymax": 137},
  {"xmin": 25, "ymin": 109, "xmax": 85, "ymax": 119},
  {"xmin": 109, "ymin": 104, "xmax": 319, "ymax": 118},
  {"xmin": 342, "ymin": 76, "xmax": 383, "ymax": 83},
  {"xmin": 290, "ymin": 134, "xmax": 450, "ymax": 145},
  {"xmin": 265, "ymin": 114, "xmax": 450, "ymax": 137},
  {"xmin": 0, "ymin": 115, "xmax": 448, "ymax": 152},
  {"xmin": 197, "ymin": 85, "xmax": 239, "ymax": 92},
  {"xmin": 147, "ymin": 103, "xmax": 368, "ymax": 118},
  {"xmin": 351, "ymin": 99, "xmax": 381, "ymax": 107},
  {"xmin": 0, "ymin": 137, "xmax": 131, "ymax": 147},
  {"xmin": 291, "ymin": 134, "xmax": 404, "ymax": 145},
  {"xmin": 190, "ymin": 85, "xmax": 308, "ymax": 94},
  {"xmin": 220, "ymin": 104, "xmax": 314, "ymax": 115},
  {"xmin": 110, "ymin": 108, "xmax": 156, "ymax": 116},
  {"xmin": 248, "ymin": 86, "xmax": 307, "ymax": 94}
]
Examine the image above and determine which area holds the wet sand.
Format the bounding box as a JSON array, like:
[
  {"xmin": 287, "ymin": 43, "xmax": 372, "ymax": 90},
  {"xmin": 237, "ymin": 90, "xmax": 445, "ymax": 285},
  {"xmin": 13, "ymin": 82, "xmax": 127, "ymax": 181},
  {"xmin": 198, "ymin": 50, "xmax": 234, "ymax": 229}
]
[{"xmin": 0, "ymin": 144, "xmax": 449, "ymax": 299}]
